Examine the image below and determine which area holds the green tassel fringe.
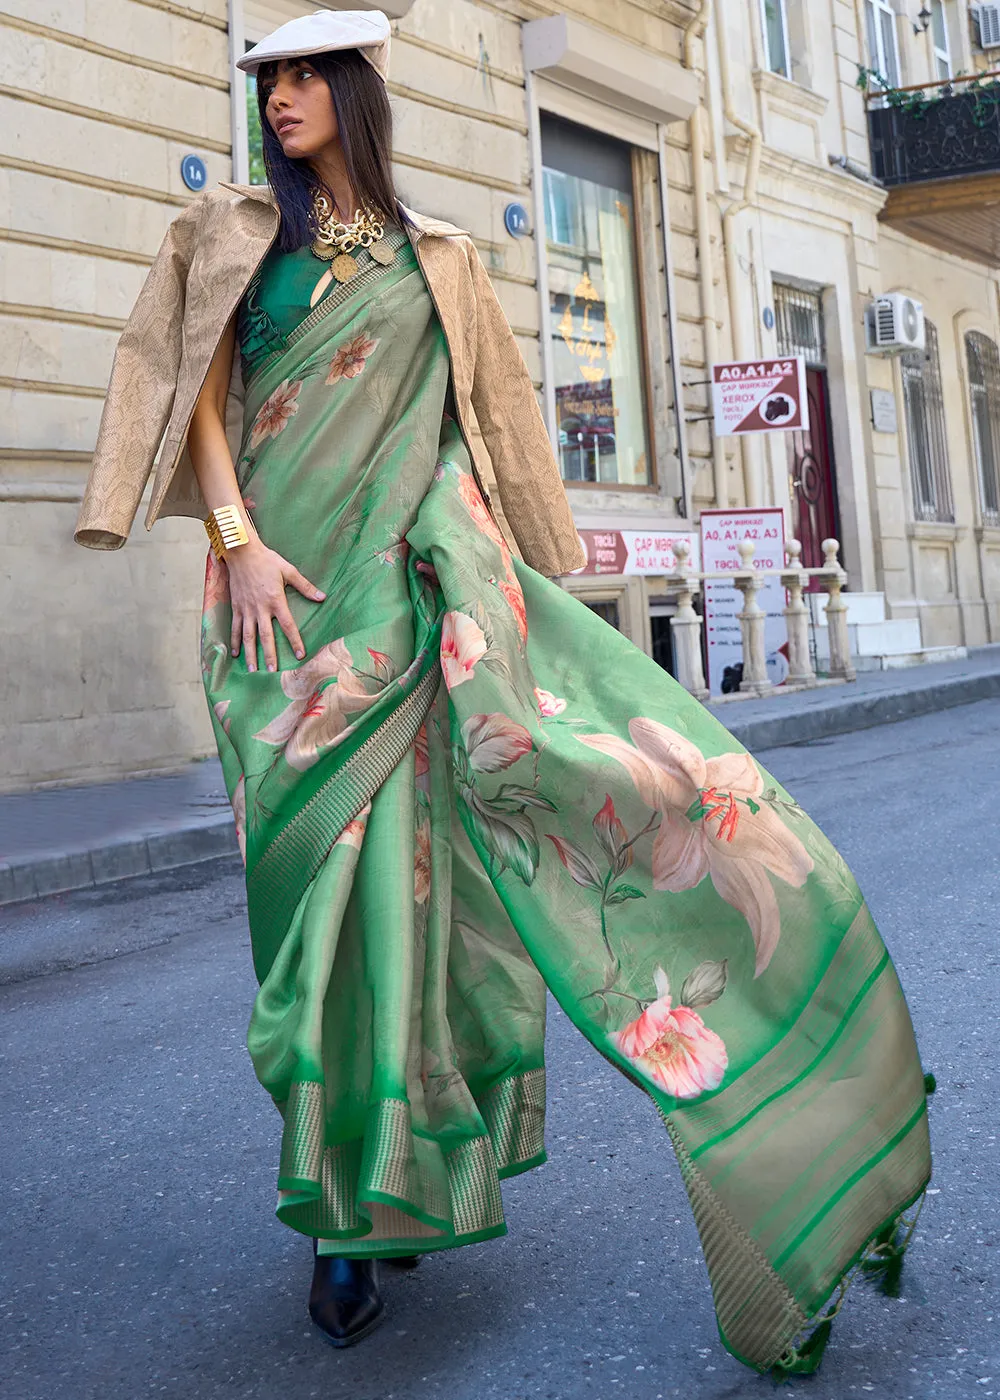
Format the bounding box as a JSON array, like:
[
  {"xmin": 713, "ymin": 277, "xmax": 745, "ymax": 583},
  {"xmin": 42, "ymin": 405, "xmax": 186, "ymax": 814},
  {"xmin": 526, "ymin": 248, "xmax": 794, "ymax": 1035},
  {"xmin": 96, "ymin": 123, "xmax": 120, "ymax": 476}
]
[
  {"xmin": 771, "ymin": 1315, "xmax": 835, "ymax": 1380},
  {"xmin": 773, "ymin": 1073, "xmax": 934, "ymax": 1380},
  {"xmin": 860, "ymin": 1220, "xmax": 908, "ymax": 1297},
  {"xmin": 772, "ymin": 1183, "xmax": 930, "ymax": 1380}
]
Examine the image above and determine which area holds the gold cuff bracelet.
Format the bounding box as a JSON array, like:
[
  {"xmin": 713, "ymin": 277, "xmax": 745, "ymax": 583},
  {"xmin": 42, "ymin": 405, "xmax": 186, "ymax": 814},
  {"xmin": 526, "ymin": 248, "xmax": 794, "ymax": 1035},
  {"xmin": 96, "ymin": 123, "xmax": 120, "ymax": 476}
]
[{"xmin": 204, "ymin": 504, "xmax": 250, "ymax": 561}]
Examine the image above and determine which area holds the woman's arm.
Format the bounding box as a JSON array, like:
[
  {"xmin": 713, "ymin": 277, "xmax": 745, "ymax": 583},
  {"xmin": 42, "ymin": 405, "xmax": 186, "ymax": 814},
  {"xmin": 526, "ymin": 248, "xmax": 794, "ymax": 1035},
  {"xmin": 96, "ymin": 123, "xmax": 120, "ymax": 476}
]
[
  {"xmin": 76, "ymin": 201, "xmax": 201, "ymax": 549},
  {"xmin": 188, "ymin": 321, "xmax": 325, "ymax": 672}
]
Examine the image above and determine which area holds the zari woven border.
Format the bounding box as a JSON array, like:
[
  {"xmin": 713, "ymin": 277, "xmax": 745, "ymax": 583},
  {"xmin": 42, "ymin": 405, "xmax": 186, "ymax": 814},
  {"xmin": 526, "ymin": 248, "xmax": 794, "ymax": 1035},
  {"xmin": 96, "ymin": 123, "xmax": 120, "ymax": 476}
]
[
  {"xmin": 479, "ymin": 1067, "xmax": 546, "ymax": 1174},
  {"xmin": 273, "ymin": 1080, "xmax": 529, "ymax": 1248},
  {"xmin": 665, "ymin": 1115, "xmax": 806, "ymax": 1368},
  {"xmin": 247, "ymin": 657, "xmax": 440, "ymax": 946}
]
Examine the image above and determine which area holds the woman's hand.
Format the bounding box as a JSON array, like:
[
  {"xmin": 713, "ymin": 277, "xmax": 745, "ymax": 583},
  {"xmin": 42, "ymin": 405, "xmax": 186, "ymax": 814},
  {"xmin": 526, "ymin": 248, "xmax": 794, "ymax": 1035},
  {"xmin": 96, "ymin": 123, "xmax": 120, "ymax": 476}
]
[{"xmin": 226, "ymin": 540, "xmax": 326, "ymax": 672}]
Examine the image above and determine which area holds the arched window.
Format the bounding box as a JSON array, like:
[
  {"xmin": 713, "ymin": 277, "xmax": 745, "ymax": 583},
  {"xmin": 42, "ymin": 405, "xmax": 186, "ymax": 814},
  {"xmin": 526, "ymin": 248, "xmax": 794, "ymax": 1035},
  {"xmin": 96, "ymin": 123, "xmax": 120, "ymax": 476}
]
[
  {"xmin": 901, "ymin": 319, "xmax": 954, "ymax": 523},
  {"xmin": 966, "ymin": 331, "xmax": 1000, "ymax": 527}
]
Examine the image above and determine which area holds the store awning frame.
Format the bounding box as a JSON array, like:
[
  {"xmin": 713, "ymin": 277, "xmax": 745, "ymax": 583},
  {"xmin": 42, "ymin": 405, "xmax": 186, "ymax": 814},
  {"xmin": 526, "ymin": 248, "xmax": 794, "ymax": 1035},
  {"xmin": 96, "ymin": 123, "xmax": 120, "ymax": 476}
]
[{"xmin": 522, "ymin": 14, "xmax": 701, "ymax": 127}]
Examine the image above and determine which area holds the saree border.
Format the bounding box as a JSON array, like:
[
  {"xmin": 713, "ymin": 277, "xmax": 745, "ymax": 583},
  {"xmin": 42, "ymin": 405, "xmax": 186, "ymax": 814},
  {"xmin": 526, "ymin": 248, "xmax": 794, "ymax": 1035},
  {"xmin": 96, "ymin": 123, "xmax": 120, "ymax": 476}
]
[
  {"xmin": 664, "ymin": 1112, "xmax": 807, "ymax": 1370},
  {"xmin": 246, "ymin": 650, "xmax": 441, "ymax": 948},
  {"xmin": 273, "ymin": 1069, "xmax": 547, "ymax": 1254}
]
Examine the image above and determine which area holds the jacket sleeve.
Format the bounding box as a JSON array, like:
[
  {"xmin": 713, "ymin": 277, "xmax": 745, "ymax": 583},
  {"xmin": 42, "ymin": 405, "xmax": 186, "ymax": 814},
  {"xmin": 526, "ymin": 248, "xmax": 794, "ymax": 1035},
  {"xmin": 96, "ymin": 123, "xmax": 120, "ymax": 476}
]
[
  {"xmin": 75, "ymin": 200, "xmax": 202, "ymax": 550},
  {"xmin": 465, "ymin": 241, "xmax": 585, "ymax": 578}
]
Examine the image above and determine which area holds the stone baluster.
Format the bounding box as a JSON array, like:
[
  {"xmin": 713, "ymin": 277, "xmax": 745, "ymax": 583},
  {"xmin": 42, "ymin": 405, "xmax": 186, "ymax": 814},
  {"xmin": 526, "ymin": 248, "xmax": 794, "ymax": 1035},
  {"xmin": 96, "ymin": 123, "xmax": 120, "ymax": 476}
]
[
  {"xmin": 781, "ymin": 539, "xmax": 817, "ymax": 687},
  {"xmin": 668, "ymin": 539, "xmax": 709, "ymax": 701},
  {"xmin": 733, "ymin": 538, "xmax": 773, "ymax": 696},
  {"xmin": 821, "ymin": 538, "xmax": 857, "ymax": 682}
]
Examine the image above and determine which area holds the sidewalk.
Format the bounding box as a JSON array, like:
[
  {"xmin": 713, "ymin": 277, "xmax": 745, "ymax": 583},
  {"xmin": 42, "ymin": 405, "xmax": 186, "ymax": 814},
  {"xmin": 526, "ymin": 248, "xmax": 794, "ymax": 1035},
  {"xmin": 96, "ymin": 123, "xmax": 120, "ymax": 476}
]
[
  {"xmin": 0, "ymin": 762, "xmax": 237, "ymax": 907},
  {"xmin": 3, "ymin": 646, "xmax": 998, "ymax": 906}
]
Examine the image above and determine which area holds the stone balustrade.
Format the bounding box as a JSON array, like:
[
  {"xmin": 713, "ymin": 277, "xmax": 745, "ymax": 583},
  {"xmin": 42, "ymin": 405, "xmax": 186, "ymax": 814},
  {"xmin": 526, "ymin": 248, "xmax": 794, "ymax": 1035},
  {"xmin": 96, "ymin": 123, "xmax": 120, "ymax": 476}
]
[{"xmin": 662, "ymin": 537, "xmax": 856, "ymax": 699}]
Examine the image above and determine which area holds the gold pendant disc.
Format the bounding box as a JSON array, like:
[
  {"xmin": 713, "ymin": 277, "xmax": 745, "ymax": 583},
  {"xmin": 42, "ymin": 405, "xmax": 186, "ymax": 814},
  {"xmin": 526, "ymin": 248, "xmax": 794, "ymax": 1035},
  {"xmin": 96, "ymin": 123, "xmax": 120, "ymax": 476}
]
[
  {"xmin": 330, "ymin": 253, "xmax": 360, "ymax": 283},
  {"xmin": 369, "ymin": 239, "xmax": 396, "ymax": 266}
]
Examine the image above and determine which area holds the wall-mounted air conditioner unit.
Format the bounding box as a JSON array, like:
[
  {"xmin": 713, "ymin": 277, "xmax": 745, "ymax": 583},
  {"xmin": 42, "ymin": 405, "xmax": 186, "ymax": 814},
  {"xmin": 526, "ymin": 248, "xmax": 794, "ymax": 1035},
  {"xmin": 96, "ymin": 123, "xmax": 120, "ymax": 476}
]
[
  {"xmin": 865, "ymin": 294, "xmax": 926, "ymax": 354},
  {"xmin": 975, "ymin": 3, "xmax": 1000, "ymax": 48}
]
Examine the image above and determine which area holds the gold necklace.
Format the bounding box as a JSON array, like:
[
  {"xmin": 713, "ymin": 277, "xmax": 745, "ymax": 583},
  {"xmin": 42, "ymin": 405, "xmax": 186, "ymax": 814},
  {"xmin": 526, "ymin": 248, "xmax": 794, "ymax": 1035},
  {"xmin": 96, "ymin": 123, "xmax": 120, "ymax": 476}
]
[{"xmin": 310, "ymin": 192, "xmax": 396, "ymax": 284}]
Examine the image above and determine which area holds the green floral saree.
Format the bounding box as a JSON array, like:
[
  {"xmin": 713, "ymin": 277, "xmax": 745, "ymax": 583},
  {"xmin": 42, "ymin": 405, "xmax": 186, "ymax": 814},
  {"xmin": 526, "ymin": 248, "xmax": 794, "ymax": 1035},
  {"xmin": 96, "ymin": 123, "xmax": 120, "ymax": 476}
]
[{"xmin": 201, "ymin": 229, "xmax": 931, "ymax": 1375}]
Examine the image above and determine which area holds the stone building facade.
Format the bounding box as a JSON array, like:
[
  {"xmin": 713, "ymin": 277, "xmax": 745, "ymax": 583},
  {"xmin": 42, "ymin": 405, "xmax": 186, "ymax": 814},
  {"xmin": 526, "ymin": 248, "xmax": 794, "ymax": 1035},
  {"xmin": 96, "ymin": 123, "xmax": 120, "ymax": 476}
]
[{"xmin": 2, "ymin": 0, "xmax": 999, "ymax": 791}]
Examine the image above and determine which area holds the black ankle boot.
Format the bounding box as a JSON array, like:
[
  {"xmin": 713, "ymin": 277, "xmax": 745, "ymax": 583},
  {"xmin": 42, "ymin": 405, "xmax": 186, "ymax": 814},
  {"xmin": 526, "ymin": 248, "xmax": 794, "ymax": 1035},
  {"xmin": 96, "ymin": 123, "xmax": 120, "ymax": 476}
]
[{"xmin": 309, "ymin": 1250, "xmax": 385, "ymax": 1348}]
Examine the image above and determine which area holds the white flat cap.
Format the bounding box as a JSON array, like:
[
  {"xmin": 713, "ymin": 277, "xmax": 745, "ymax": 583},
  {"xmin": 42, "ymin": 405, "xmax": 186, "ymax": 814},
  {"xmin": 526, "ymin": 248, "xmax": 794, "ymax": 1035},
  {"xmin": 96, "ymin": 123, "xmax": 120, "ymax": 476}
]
[{"xmin": 237, "ymin": 9, "xmax": 391, "ymax": 82}]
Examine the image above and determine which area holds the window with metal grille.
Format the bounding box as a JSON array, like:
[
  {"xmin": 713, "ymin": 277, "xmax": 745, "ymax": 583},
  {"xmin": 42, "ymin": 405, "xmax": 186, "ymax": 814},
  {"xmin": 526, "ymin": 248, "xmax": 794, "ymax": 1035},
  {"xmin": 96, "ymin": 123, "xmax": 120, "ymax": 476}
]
[
  {"xmin": 966, "ymin": 331, "xmax": 1000, "ymax": 527},
  {"xmin": 773, "ymin": 283, "xmax": 826, "ymax": 365},
  {"xmin": 901, "ymin": 320, "xmax": 954, "ymax": 523}
]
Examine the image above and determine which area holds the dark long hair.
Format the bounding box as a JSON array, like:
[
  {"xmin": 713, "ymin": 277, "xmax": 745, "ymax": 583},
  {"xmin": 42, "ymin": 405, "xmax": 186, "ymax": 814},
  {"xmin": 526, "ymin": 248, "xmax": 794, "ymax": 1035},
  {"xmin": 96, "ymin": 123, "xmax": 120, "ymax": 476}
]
[{"xmin": 257, "ymin": 49, "xmax": 402, "ymax": 252}]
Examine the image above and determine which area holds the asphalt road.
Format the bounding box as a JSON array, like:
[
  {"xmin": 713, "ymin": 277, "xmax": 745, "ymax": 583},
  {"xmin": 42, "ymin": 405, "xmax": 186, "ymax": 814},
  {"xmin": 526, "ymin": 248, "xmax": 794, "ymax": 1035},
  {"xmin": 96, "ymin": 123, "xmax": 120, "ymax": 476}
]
[{"xmin": 2, "ymin": 701, "xmax": 998, "ymax": 1400}]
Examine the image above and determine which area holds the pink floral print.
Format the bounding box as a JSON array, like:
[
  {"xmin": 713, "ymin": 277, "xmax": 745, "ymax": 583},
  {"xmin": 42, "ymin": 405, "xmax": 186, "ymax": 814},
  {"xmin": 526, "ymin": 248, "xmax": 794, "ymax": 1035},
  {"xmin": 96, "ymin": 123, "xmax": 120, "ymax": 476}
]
[
  {"xmin": 457, "ymin": 471, "xmax": 507, "ymax": 551},
  {"xmin": 326, "ymin": 333, "xmax": 379, "ymax": 385},
  {"xmin": 612, "ymin": 967, "xmax": 727, "ymax": 1100},
  {"xmin": 497, "ymin": 578, "xmax": 528, "ymax": 643},
  {"xmin": 593, "ymin": 794, "xmax": 633, "ymax": 873},
  {"xmin": 379, "ymin": 542, "xmax": 409, "ymax": 567},
  {"xmin": 335, "ymin": 802, "xmax": 371, "ymax": 852},
  {"xmin": 580, "ymin": 719, "xmax": 813, "ymax": 976},
  {"xmin": 253, "ymin": 639, "xmax": 380, "ymax": 772},
  {"xmin": 250, "ymin": 379, "xmax": 302, "ymax": 448},
  {"xmin": 441, "ymin": 612, "xmax": 488, "ymax": 690},
  {"xmin": 535, "ymin": 688, "xmax": 566, "ymax": 717}
]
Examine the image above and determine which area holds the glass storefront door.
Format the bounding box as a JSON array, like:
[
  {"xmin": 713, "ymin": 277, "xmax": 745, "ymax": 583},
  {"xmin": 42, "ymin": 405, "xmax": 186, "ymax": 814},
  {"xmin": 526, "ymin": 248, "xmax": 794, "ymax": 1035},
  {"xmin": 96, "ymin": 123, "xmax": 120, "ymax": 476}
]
[{"xmin": 541, "ymin": 114, "xmax": 652, "ymax": 488}]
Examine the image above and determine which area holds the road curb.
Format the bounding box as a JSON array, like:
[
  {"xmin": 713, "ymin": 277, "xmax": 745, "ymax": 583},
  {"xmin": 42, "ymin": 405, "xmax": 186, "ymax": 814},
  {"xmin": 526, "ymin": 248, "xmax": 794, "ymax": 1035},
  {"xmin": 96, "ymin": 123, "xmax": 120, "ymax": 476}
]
[
  {"xmin": 3, "ymin": 664, "xmax": 998, "ymax": 908},
  {"xmin": 713, "ymin": 665, "xmax": 1000, "ymax": 750},
  {"xmin": 0, "ymin": 814, "xmax": 239, "ymax": 908}
]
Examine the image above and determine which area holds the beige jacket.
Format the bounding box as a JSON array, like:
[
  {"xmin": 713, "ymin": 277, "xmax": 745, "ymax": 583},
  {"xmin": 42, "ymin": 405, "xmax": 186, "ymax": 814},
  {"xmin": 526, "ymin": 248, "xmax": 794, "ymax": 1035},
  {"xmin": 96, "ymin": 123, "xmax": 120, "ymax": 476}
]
[{"xmin": 75, "ymin": 183, "xmax": 585, "ymax": 578}]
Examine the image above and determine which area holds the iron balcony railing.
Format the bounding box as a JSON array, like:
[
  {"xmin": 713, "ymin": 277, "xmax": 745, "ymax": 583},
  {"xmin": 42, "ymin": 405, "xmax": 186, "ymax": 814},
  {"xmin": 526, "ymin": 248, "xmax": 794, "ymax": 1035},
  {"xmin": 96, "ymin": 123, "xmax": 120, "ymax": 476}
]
[{"xmin": 867, "ymin": 72, "xmax": 1000, "ymax": 187}]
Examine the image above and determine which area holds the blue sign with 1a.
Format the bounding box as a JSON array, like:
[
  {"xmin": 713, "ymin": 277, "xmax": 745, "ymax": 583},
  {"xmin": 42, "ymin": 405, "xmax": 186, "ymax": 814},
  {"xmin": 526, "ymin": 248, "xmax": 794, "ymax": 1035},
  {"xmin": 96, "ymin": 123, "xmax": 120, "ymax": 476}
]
[
  {"xmin": 181, "ymin": 154, "xmax": 208, "ymax": 192},
  {"xmin": 504, "ymin": 202, "xmax": 531, "ymax": 238}
]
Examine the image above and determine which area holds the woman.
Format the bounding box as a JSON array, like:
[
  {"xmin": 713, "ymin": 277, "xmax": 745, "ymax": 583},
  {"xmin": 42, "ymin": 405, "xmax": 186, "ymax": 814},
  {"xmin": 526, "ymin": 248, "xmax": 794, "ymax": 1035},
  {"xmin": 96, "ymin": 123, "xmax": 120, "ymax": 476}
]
[{"xmin": 76, "ymin": 9, "xmax": 932, "ymax": 1375}]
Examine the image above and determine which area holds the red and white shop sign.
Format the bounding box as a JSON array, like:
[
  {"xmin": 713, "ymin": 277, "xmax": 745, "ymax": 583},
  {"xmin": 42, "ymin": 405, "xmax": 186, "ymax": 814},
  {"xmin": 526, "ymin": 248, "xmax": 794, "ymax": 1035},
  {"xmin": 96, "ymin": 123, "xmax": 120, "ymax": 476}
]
[
  {"xmin": 701, "ymin": 508, "xmax": 788, "ymax": 696},
  {"xmin": 711, "ymin": 357, "xmax": 809, "ymax": 436},
  {"xmin": 574, "ymin": 529, "xmax": 700, "ymax": 576}
]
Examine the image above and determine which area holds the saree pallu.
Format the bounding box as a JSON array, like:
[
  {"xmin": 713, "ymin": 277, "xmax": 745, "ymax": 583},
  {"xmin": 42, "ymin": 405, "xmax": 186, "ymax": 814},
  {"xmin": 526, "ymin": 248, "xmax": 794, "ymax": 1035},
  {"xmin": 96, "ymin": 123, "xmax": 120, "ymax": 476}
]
[{"xmin": 201, "ymin": 237, "xmax": 931, "ymax": 1374}]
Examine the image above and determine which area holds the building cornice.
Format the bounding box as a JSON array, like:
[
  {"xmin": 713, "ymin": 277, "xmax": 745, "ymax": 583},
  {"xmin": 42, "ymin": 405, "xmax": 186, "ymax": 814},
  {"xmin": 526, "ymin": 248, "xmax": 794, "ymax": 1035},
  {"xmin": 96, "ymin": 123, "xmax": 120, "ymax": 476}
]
[{"xmin": 725, "ymin": 135, "xmax": 888, "ymax": 215}]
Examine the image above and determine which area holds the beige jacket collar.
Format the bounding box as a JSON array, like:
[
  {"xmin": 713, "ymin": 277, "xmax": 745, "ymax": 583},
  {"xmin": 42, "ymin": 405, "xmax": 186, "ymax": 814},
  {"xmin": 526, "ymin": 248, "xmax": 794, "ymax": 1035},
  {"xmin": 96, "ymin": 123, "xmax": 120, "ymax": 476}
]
[{"xmin": 216, "ymin": 182, "xmax": 467, "ymax": 240}]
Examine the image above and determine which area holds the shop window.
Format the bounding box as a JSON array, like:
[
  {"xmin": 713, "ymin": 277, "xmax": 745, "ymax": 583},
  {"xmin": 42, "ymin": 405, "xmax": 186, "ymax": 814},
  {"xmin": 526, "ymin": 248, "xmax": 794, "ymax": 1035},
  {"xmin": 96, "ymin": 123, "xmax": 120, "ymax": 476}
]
[
  {"xmin": 584, "ymin": 599, "xmax": 621, "ymax": 630},
  {"xmin": 966, "ymin": 331, "xmax": 1000, "ymax": 527},
  {"xmin": 541, "ymin": 113, "xmax": 652, "ymax": 488},
  {"xmin": 865, "ymin": 0, "xmax": 900, "ymax": 87},
  {"xmin": 901, "ymin": 320, "xmax": 954, "ymax": 523},
  {"xmin": 760, "ymin": 0, "xmax": 791, "ymax": 78}
]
